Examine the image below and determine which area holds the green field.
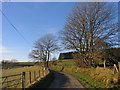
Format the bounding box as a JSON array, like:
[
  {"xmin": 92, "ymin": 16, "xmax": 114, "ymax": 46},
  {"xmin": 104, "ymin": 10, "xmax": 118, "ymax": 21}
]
[
  {"xmin": 2, "ymin": 66, "xmax": 49, "ymax": 88},
  {"xmin": 18, "ymin": 62, "xmax": 35, "ymax": 65},
  {"xmin": 50, "ymin": 59, "xmax": 119, "ymax": 88},
  {"xmin": 2, "ymin": 62, "xmax": 36, "ymax": 70}
]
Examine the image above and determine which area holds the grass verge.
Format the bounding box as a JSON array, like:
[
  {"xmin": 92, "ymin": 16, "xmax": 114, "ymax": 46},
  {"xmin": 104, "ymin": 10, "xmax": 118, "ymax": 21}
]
[
  {"xmin": 68, "ymin": 69, "xmax": 105, "ymax": 88},
  {"xmin": 50, "ymin": 59, "xmax": 119, "ymax": 88},
  {"xmin": 50, "ymin": 65, "xmax": 105, "ymax": 88}
]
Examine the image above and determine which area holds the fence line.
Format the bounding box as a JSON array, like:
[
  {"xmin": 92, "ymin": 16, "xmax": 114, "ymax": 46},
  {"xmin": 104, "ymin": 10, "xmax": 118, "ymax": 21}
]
[{"xmin": 1, "ymin": 68, "xmax": 49, "ymax": 89}]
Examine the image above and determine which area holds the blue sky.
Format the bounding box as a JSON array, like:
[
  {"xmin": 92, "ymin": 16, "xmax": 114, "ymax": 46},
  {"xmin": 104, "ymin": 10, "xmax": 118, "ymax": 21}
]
[
  {"xmin": 1, "ymin": 2, "xmax": 76, "ymax": 62},
  {"xmin": 1, "ymin": 2, "xmax": 119, "ymax": 62}
]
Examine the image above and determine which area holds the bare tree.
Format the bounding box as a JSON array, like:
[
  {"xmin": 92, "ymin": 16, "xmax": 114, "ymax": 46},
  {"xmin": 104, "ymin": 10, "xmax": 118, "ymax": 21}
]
[
  {"xmin": 60, "ymin": 2, "xmax": 118, "ymax": 67},
  {"xmin": 29, "ymin": 34, "xmax": 59, "ymax": 68}
]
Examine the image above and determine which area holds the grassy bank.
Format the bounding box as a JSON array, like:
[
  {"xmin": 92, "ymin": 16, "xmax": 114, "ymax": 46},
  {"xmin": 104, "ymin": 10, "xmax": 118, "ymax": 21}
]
[{"xmin": 49, "ymin": 59, "xmax": 119, "ymax": 88}]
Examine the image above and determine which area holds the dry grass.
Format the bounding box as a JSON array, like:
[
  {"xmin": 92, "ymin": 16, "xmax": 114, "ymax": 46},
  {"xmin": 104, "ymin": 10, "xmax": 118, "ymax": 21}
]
[
  {"xmin": 1, "ymin": 66, "xmax": 49, "ymax": 88},
  {"xmin": 73, "ymin": 67, "xmax": 118, "ymax": 88},
  {"xmin": 50, "ymin": 59, "xmax": 119, "ymax": 88}
]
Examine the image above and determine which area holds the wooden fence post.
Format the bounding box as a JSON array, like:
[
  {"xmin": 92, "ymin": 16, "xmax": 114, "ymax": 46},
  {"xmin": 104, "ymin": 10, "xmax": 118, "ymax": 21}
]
[
  {"xmin": 29, "ymin": 71, "xmax": 31, "ymax": 84},
  {"xmin": 42, "ymin": 68, "xmax": 43, "ymax": 77},
  {"xmin": 22, "ymin": 72, "xmax": 25, "ymax": 89},
  {"xmin": 39, "ymin": 70, "xmax": 40, "ymax": 77},
  {"xmin": 34, "ymin": 71, "xmax": 36, "ymax": 81},
  {"xmin": 118, "ymin": 62, "xmax": 120, "ymax": 86},
  {"xmin": 118, "ymin": 62, "xmax": 120, "ymax": 72},
  {"xmin": 114, "ymin": 64, "xmax": 119, "ymax": 73},
  {"xmin": 43, "ymin": 68, "xmax": 44, "ymax": 76}
]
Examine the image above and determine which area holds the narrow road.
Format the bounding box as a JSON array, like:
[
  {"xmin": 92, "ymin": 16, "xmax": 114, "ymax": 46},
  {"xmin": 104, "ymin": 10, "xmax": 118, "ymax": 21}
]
[{"xmin": 48, "ymin": 70, "xmax": 85, "ymax": 88}]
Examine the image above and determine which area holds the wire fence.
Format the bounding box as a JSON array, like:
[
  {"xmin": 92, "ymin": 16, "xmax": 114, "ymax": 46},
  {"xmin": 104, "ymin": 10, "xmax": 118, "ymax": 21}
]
[{"xmin": 0, "ymin": 68, "xmax": 49, "ymax": 89}]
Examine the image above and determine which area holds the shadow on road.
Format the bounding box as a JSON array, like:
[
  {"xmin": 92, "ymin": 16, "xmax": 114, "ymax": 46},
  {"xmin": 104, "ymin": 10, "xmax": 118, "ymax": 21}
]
[{"xmin": 48, "ymin": 69, "xmax": 70, "ymax": 88}]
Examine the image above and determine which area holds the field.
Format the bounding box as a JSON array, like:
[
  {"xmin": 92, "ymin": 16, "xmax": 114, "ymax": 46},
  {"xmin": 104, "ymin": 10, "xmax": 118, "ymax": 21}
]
[
  {"xmin": 2, "ymin": 62, "xmax": 36, "ymax": 70},
  {"xmin": 49, "ymin": 59, "xmax": 119, "ymax": 88},
  {"xmin": 18, "ymin": 62, "xmax": 35, "ymax": 66},
  {"xmin": 2, "ymin": 65, "xmax": 49, "ymax": 88}
]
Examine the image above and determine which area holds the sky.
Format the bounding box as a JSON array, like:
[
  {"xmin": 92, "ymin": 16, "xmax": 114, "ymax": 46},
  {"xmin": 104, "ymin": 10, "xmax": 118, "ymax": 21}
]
[
  {"xmin": 1, "ymin": 2, "xmax": 76, "ymax": 62},
  {"xmin": 0, "ymin": 2, "xmax": 119, "ymax": 62}
]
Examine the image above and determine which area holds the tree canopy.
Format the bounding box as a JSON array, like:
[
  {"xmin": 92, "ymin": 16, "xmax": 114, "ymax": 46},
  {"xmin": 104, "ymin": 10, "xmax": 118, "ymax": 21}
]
[
  {"xmin": 29, "ymin": 34, "xmax": 59, "ymax": 67},
  {"xmin": 60, "ymin": 2, "xmax": 118, "ymax": 67}
]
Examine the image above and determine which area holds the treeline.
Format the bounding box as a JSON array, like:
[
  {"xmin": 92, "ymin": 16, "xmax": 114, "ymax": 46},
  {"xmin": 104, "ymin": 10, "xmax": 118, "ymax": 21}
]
[
  {"xmin": 1, "ymin": 60, "xmax": 34, "ymax": 69},
  {"xmin": 1, "ymin": 59, "xmax": 19, "ymax": 69}
]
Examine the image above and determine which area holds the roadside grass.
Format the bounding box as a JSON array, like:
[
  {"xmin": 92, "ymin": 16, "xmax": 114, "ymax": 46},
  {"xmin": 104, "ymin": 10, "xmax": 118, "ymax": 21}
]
[
  {"xmin": 2, "ymin": 66, "xmax": 49, "ymax": 88},
  {"xmin": 50, "ymin": 65, "xmax": 105, "ymax": 88},
  {"xmin": 28, "ymin": 70, "xmax": 54, "ymax": 89},
  {"xmin": 72, "ymin": 72, "xmax": 104, "ymax": 88},
  {"xmin": 49, "ymin": 59, "xmax": 119, "ymax": 88},
  {"xmin": 65, "ymin": 67, "xmax": 105, "ymax": 88}
]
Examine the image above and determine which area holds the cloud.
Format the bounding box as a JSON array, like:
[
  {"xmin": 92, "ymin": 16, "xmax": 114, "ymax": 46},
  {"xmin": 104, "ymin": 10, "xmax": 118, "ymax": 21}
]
[{"xmin": 0, "ymin": 45, "xmax": 12, "ymax": 53}]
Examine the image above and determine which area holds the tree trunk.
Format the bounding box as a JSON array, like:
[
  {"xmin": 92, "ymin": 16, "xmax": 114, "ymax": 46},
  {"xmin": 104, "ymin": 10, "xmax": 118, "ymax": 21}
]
[
  {"xmin": 46, "ymin": 52, "xmax": 50, "ymax": 68},
  {"xmin": 104, "ymin": 60, "xmax": 106, "ymax": 68},
  {"xmin": 46, "ymin": 61, "xmax": 49, "ymax": 68},
  {"xmin": 118, "ymin": 62, "xmax": 120, "ymax": 72}
]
